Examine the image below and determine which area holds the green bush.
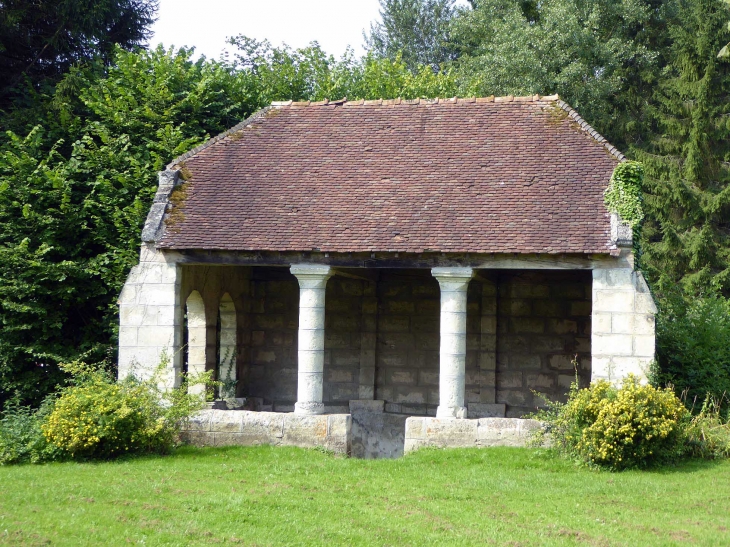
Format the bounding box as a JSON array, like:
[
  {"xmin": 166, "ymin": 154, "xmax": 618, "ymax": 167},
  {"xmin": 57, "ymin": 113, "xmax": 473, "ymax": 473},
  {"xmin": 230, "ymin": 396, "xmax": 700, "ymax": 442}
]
[
  {"xmin": 654, "ymin": 293, "xmax": 730, "ymax": 414},
  {"xmin": 683, "ymin": 395, "xmax": 730, "ymax": 459},
  {"xmin": 535, "ymin": 375, "xmax": 688, "ymax": 469},
  {"xmin": 41, "ymin": 361, "xmax": 207, "ymax": 459},
  {"xmin": 0, "ymin": 358, "xmax": 208, "ymax": 464},
  {"xmin": 0, "ymin": 399, "xmax": 63, "ymax": 464}
]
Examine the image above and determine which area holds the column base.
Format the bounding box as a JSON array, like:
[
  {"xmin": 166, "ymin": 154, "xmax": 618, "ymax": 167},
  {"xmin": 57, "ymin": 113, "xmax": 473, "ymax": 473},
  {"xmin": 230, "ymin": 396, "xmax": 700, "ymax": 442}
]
[
  {"xmin": 294, "ymin": 401, "xmax": 325, "ymax": 415},
  {"xmin": 436, "ymin": 405, "xmax": 467, "ymax": 419}
]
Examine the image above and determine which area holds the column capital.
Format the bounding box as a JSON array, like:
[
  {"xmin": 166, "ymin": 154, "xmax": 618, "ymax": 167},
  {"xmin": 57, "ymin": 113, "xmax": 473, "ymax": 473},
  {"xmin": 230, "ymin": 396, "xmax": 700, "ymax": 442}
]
[
  {"xmin": 291, "ymin": 264, "xmax": 333, "ymax": 285},
  {"xmin": 431, "ymin": 267, "xmax": 474, "ymax": 284}
]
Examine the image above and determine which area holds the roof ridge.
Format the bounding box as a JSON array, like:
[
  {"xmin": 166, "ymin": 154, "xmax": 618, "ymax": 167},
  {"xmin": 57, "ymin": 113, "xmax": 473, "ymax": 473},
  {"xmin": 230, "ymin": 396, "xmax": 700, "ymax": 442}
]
[
  {"xmin": 271, "ymin": 94, "xmax": 560, "ymax": 108},
  {"xmin": 166, "ymin": 93, "xmax": 623, "ymax": 170}
]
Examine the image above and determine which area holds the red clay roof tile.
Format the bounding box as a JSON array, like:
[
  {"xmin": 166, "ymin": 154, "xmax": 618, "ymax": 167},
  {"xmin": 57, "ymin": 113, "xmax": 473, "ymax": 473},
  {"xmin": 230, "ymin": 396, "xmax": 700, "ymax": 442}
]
[{"xmin": 158, "ymin": 97, "xmax": 621, "ymax": 254}]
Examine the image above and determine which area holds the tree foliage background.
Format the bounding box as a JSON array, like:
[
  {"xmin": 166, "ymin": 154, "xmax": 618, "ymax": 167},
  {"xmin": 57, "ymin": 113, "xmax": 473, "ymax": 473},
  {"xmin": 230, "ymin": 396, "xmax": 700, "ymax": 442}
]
[{"xmin": 1, "ymin": 0, "xmax": 729, "ymax": 408}]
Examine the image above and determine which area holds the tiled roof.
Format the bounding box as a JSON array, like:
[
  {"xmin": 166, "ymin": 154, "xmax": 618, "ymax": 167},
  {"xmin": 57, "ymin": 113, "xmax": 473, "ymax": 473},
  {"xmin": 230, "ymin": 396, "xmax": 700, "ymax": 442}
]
[{"xmin": 157, "ymin": 95, "xmax": 622, "ymax": 254}]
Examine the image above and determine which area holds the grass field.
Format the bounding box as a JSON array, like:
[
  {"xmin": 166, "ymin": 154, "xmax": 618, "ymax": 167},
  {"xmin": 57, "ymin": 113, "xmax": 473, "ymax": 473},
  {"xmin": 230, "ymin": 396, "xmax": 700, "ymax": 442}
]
[{"xmin": 1, "ymin": 446, "xmax": 729, "ymax": 546}]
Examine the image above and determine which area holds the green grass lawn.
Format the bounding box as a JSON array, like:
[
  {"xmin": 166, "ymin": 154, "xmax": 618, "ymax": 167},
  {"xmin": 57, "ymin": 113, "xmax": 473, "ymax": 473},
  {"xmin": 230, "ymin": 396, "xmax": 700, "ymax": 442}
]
[{"xmin": 1, "ymin": 446, "xmax": 729, "ymax": 546}]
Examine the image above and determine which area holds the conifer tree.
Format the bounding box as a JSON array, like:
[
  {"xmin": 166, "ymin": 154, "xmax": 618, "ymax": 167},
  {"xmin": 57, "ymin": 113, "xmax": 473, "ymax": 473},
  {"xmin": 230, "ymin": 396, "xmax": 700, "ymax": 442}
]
[{"xmin": 635, "ymin": 0, "xmax": 730, "ymax": 296}]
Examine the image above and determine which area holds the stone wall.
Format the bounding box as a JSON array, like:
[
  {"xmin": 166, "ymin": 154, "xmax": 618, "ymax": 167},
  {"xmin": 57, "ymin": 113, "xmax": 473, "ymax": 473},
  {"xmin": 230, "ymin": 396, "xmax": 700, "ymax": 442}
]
[
  {"xmin": 496, "ymin": 270, "xmax": 592, "ymax": 417},
  {"xmin": 403, "ymin": 416, "xmax": 542, "ymax": 453},
  {"xmin": 373, "ymin": 270, "xmax": 483, "ymax": 416},
  {"xmin": 244, "ymin": 268, "xmax": 365, "ymax": 412},
  {"xmin": 174, "ymin": 266, "xmax": 592, "ymax": 418},
  {"xmin": 182, "ymin": 409, "xmax": 351, "ymax": 454},
  {"xmin": 591, "ymin": 268, "xmax": 656, "ymax": 383}
]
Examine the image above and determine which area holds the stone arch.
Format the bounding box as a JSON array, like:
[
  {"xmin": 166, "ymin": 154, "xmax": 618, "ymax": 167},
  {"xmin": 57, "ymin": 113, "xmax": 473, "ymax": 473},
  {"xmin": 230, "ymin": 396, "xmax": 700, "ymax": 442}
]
[
  {"xmin": 218, "ymin": 293, "xmax": 237, "ymax": 398},
  {"xmin": 186, "ymin": 290, "xmax": 206, "ymax": 395}
]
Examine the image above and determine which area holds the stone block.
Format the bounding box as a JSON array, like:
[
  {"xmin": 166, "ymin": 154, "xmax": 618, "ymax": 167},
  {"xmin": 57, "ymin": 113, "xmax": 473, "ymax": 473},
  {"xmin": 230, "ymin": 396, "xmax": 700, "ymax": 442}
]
[
  {"xmin": 497, "ymin": 371, "xmax": 523, "ymax": 389},
  {"xmin": 509, "ymin": 354, "xmax": 542, "ymax": 370},
  {"xmin": 526, "ymin": 373, "xmax": 555, "ymax": 390},
  {"xmin": 378, "ymin": 332, "xmax": 414, "ymax": 349},
  {"xmin": 326, "ymin": 367, "xmax": 356, "ymax": 383},
  {"xmin": 467, "ymin": 403, "xmax": 506, "ymax": 418},
  {"xmin": 137, "ymin": 326, "xmax": 175, "ymax": 347},
  {"xmin": 118, "ymin": 326, "xmax": 138, "ymax": 346},
  {"xmin": 393, "ymin": 386, "xmax": 427, "ymax": 404},
  {"xmin": 570, "ymin": 301, "xmax": 593, "ymax": 316},
  {"xmin": 209, "ymin": 411, "xmax": 243, "ymax": 433},
  {"xmin": 548, "ymin": 319, "xmax": 578, "ymax": 335},
  {"xmin": 325, "ymin": 384, "xmax": 359, "ymax": 401},
  {"xmin": 611, "ymin": 357, "xmax": 650, "ymax": 381},
  {"xmin": 384, "ymin": 402, "xmax": 402, "ymax": 413},
  {"xmin": 634, "ymin": 314, "xmax": 655, "ymax": 335},
  {"xmin": 551, "ymin": 283, "xmax": 586, "ymax": 299},
  {"xmin": 479, "ymin": 352, "xmax": 496, "ymax": 371},
  {"xmin": 481, "ymin": 297, "xmax": 497, "ymax": 314},
  {"xmin": 611, "ymin": 314, "xmax": 633, "ymax": 334},
  {"xmin": 213, "ymin": 432, "xmax": 250, "ymax": 447},
  {"xmin": 241, "ymin": 411, "xmax": 284, "ymax": 439},
  {"xmin": 593, "ymin": 290, "xmax": 634, "ymax": 313},
  {"xmin": 533, "ymin": 300, "xmax": 565, "ymax": 317},
  {"xmin": 180, "ymin": 431, "xmax": 210, "ymax": 446},
  {"xmin": 349, "ymin": 400, "xmax": 384, "ymax": 413},
  {"xmin": 508, "ymin": 283, "xmax": 550, "ymax": 299},
  {"xmin": 422, "ymin": 417, "xmax": 478, "ymax": 447},
  {"xmin": 549, "ymin": 354, "xmax": 576, "ymax": 371},
  {"xmin": 592, "ymin": 333, "xmax": 632, "ymax": 356},
  {"xmin": 499, "ymin": 299, "xmax": 532, "ymax": 316},
  {"xmin": 330, "ymin": 351, "xmax": 360, "ymax": 367},
  {"xmin": 378, "ymin": 350, "xmax": 409, "ymax": 367},
  {"xmin": 533, "ymin": 336, "xmax": 567, "ymax": 353},
  {"xmin": 282, "ymin": 414, "xmax": 328, "ymax": 444},
  {"xmin": 480, "ymin": 334, "xmax": 497, "ymax": 352},
  {"xmin": 558, "ymin": 374, "xmax": 575, "ymax": 390},
  {"xmin": 253, "ymin": 350, "xmax": 277, "ymax": 364},
  {"xmin": 605, "ymin": 269, "xmax": 634, "ymax": 288},
  {"xmin": 635, "ymin": 293, "xmax": 657, "ymax": 314},
  {"xmin": 510, "ymin": 317, "xmax": 545, "ymax": 334},
  {"xmin": 419, "ymin": 370, "xmax": 439, "ymax": 386},
  {"xmin": 379, "ymin": 316, "xmax": 410, "ymax": 333},
  {"xmin": 414, "ymin": 333, "xmax": 440, "ymax": 351},
  {"xmin": 327, "ymin": 414, "xmax": 351, "ymax": 438},
  {"xmin": 387, "ymin": 300, "xmax": 416, "ymax": 314},
  {"xmin": 633, "ymin": 335, "xmax": 655, "ymax": 358},
  {"xmin": 477, "ymin": 418, "xmax": 541, "ymax": 447},
  {"xmin": 186, "ymin": 410, "xmax": 214, "ymax": 431},
  {"xmin": 498, "ymin": 389, "xmax": 530, "ymax": 406}
]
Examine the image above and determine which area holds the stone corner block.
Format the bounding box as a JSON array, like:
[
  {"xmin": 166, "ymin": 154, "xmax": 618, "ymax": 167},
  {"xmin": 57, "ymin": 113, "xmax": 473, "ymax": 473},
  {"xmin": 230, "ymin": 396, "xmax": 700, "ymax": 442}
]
[{"xmin": 327, "ymin": 414, "xmax": 351, "ymax": 438}]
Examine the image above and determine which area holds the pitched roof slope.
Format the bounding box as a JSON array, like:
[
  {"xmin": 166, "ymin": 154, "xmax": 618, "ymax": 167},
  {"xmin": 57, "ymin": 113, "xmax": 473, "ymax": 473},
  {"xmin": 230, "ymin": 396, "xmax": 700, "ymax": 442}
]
[{"xmin": 158, "ymin": 96, "xmax": 621, "ymax": 254}]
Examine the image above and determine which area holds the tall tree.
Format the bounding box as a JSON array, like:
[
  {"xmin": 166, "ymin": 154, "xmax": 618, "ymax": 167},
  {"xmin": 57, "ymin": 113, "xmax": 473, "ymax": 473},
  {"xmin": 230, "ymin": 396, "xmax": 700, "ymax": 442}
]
[
  {"xmin": 450, "ymin": 0, "xmax": 662, "ymax": 149},
  {"xmin": 365, "ymin": 0, "xmax": 458, "ymax": 71},
  {"xmin": 0, "ymin": 47, "xmax": 258, "ymax": 407},
  {"xmin": 634, "ymin": 0, "xmax": 730, "ymax": 296},
  {"xmin": 0, "ymin": 0, "xmax": 158, "ymax": 105}
]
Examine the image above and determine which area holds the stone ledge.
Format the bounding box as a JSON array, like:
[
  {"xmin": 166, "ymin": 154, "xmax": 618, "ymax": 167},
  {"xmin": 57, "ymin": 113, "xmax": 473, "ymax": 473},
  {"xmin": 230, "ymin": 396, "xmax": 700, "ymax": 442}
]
[
  {"xmin": 404, "ymin": 417, "xmax": 542, "ymax": 453},
  {"xmin": 181, "ymin": 410, "xmax": 351, "ymax": 455}
]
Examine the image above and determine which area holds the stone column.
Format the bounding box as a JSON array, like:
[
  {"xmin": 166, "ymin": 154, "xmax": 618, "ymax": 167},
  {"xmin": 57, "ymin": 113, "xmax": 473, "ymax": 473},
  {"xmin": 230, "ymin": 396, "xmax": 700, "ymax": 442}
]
[
  {"xmin": 432, "ymin": 267, "xmax": 474, "ymax": 418},
  {"xmin": 291, "ymin": 264, "xmax": 333, "ymax": 415}
]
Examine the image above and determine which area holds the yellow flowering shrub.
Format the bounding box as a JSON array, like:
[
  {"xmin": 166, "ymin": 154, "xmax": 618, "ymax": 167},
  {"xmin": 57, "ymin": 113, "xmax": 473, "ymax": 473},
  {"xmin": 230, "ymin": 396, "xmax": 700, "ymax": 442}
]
[
  {"xmin": 41, "ymin": 361, "xmax": 206, "ymax": 459},
  {"xmin": 535, "ymin": 375, "xmax": 688, "ymax": 469}
]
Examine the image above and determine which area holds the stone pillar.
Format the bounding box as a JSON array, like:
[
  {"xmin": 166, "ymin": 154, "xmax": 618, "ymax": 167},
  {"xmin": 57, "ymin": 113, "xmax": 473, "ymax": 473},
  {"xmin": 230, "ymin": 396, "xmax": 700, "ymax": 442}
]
[
  {"xmin": 591, "ymin": 268, "xmax": 657, "ymax": 383},
  {"xmin": 118, "ymin": 244, "xmax": 182, "ymax": 388},
  {"xmin": 358, "ymin": 280, "xmax": 378, "ymax": 400},
  {"xmin": 432, "ymin": 267, "xmax": 474, "ymax": 418},
  {"xmin": 186, "ymin": 290, "xmax": 207, "ymax": 395},
  {"xmin": 291, "ymin": 264, "xmax": 333, "ymax": 415},
  {"xmin": 218, "ymin": 293, "xmax": 237, "ymax": 398}
]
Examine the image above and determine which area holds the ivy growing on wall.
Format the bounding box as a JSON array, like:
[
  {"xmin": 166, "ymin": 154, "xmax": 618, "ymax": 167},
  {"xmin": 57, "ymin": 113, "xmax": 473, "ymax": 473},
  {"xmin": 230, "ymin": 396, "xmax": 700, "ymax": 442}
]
[{"xmin": 604, "ymin": 161, "xmax": 644, "ymax": 228}]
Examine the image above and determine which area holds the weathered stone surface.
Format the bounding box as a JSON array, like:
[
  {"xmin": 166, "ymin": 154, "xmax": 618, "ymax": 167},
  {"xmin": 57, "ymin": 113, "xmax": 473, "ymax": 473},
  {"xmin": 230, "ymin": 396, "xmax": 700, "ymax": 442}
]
[
  {"xmin": 210, "ymin": 411, "xmax": 243, "ymax": 433},
  {"xmin": 477, "ymin": 418, "xmax": 542, "ymax": 447}
]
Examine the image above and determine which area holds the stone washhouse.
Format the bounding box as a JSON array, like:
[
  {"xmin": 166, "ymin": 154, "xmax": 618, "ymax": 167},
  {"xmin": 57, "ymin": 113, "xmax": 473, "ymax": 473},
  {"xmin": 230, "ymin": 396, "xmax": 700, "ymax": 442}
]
[{"xmin": 118, "ymin": 95, "xmax": 657, "ymax": 458}]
